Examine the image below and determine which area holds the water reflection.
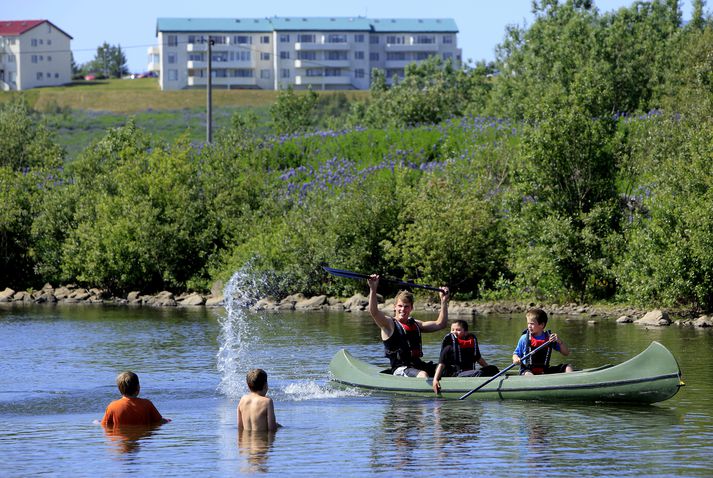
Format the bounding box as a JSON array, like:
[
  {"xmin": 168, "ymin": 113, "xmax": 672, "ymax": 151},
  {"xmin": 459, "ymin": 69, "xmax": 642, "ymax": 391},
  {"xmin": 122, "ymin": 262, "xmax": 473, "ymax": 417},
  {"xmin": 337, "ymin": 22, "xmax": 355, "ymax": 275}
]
[
  {"xmin": 238, "ymin": 429, "xmax": 275, "ymax": 473},
  {"xmin": 103, "ymin": 424, "xmax": 161, "ymax": 454},
  {"xmin": 371, "ymin": 398, "xmax": 432, "ymax": 470}
]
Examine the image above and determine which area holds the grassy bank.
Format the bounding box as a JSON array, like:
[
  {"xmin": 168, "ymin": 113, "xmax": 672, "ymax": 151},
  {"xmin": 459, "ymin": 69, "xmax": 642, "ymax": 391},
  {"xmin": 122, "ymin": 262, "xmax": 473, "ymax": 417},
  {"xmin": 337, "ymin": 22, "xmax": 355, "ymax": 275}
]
[
  {"xmin": 0, "ymin": 78, "xmax": 369, "ymax": 113},
  {"xmin": 1, "ymin": 79, "xmax": 368, "ymax": 159}
]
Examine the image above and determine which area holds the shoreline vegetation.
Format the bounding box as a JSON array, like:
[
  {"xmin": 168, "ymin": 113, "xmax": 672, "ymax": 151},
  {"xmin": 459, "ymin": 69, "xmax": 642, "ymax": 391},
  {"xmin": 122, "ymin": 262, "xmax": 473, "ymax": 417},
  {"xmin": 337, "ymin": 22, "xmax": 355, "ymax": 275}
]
[
  {"xmin": 3, "ymin": 2, "xmax": 713, "ymax": 317},
  {"xmin": 1, "ymin": 283, "xmax": 712, "ymax": 329}
]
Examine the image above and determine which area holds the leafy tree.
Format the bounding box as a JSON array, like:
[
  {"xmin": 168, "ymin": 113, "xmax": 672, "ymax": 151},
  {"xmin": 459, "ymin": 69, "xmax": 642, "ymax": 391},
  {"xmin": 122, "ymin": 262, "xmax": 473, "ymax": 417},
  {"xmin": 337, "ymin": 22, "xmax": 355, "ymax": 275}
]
[
  {"xmin": 86, "ymin": 42, "xmax": 129, "ymax": 78},
  {"xmin": 269, "ymin": 86, "xmax": 318, "ymax": 135}
]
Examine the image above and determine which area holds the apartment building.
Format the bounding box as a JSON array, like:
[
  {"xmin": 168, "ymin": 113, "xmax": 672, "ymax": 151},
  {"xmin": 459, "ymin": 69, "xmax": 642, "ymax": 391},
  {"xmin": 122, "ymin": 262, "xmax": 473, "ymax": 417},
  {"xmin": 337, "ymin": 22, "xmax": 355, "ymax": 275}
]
[
  {"xmin": 0, "ymin": 20, "xmax": 73, "ymax": 91},
  {"xmin": 151, "ymin": 17, "xmax": 460, "ymax": 91}
]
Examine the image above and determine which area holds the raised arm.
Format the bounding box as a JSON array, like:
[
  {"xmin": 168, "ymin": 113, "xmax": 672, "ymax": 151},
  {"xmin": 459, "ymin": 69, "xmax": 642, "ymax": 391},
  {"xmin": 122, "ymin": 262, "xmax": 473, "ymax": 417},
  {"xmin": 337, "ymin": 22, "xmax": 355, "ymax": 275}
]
[
  {"xmin": 419, "ymin": 287, "xmax": 450, "ymax": 332},
  {"xmin": 368, "ymin": 275, "xmax": 394, "ymax": 340}
]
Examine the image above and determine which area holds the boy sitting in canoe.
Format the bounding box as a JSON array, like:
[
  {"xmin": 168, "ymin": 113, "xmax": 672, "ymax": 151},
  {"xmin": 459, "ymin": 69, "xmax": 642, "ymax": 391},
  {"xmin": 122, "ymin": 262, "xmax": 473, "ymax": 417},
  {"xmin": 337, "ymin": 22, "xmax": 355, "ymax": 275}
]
[
  {"xmin": 101, "ymin": 371, "xmax": 170, "ymax": 428},
  {"xmin": 432, "ymin": 319, "xmax": 499, "ymax": 394},
  {"xmin": 367, "ymin": 274, "xmax": 450, "ymax": 378},
  {"xmin": 512, "ymin": 308, "xmax": 574, "ymax": 375},
  {"xmin": 238, "ymin": 368, "xmax": 281, "ymax": 432}
]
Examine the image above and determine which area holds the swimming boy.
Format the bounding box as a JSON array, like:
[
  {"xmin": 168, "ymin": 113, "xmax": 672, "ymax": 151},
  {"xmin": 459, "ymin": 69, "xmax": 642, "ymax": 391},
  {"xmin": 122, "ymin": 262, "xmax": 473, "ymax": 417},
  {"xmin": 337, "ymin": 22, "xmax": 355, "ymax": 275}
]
[
  {"xmin": 238, "ymin": 368, "xmax": 281, "ymax": 432},
  {"xmin": 432, "ymin": 319, "xmax": 499, "ymax": 394},
  {"xmin": 101, "ymin": 371, "xmax": 169, "ymax": 427},
  {"xmin": 512, "ymin": 307, "xmax": 574, "ymax": 375},
  {"xmin": 367, "ymin": 274, "xmax": 450, "ymax": 378}
]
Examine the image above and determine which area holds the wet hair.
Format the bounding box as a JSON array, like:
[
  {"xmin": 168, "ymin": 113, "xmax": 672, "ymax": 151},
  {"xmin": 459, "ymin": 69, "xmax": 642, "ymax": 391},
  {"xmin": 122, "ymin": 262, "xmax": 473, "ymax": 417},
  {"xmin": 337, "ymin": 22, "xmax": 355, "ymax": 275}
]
[
  {"xmin": 116, "ymin": 371, "xmax": 140, "ymax": 397},
  {"xmin": 246, "ymin": 368, "xmax": 268, "ymax": 392},
  {"xmin": 453, "ymin": 319, "xmax": 469, "ymax": 331},
  {"xmin": 394, "ymin": 290, "xmax": 414, "ymax": 306},
  {"xmin": 526, "ymin": 307, "xmax": 548, "ymax": 326}
]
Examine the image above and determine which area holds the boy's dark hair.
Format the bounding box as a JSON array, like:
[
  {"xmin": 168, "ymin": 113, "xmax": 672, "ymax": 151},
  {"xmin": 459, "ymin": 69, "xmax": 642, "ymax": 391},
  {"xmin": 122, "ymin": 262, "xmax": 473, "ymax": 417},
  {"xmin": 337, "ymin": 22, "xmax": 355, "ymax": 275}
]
[
  {"xmin": 526, "ymin": 307, "xmax": 548, "ymax": 326},
  {"xmin": 453, "ymin": 319, "xmax": 469, "ymax": 331},
  {"xmin": 246, "ymin": 368, "xmax": 268, "ymax": 392},
  {"xmin": 116, "ymin": 371, "xmax": 140, "ymax": 397}
]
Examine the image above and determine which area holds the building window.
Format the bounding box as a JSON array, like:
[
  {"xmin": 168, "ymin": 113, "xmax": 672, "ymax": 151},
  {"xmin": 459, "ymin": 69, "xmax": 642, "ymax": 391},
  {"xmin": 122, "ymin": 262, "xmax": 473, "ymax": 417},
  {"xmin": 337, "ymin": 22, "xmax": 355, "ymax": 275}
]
[
  {"xmin": 47, "ymin": 39, "xmax": 52, "ymax": 45},
  {"xmin": 55, "ymin": 73, "xmax": 59, "ymax": 78},
  {"xmin": 279, "ymin": 34, "xmax": 290, "ymax": 42},
  {"xmin": 387, "ymin": 52, "xmax": 406, "ymax": 61},
  {"xmin": 306, "ymin": 68, "xmax": 322, "ymax": 77},
  {"xmin": 326, "ymin": 34, "xmax": 347, "ymax": 43},
  {"xmin": 233, "ymin": 69, "xmax": 253, "ymax": 78},
  {"xmin": 37, "ymin": 72, "xmax": 43, "ymax": 80},
  {"xmin": 369, "ymin": 52, "xmax": 379, "ymax": 61},
  {"xmin": 234, "ymin": 35, "xmax": 252, "ymax": 45},
  {"xmin": 188, "ymin": 35, "xmax": 204, "ymax": 44},
  {"xmin": 260, "ymin": 35, "xmax": 270, "ymax": 44},
  {"xmin": 188, "ymin": 53, "xmax": 203, "ymax": 61},
  {"xmin": 281, "ymin": 68, "xmax": 290, "ymax": 78},
  {"xmin": 280, "ymin": 51, "xmax": 290, "ymax": 60},
  {"xmin": 260, "ymin": 52, "xmax": 270, "ymax": 60},
  {"xmin": 386, "ymin": 35, "xmax": 405, "ymax": 44},
  {"xmin": 414, "ymin": 35, "xmax": 435, "ymax": 44},
  {"xmin": 442, "ymin": 52, "xmax": 453, "ymax": 61},
  {"xmin": 260, "ymin": 69, "xmax": 271, "ymax": 79},
  {"xmin": 31, "ymin": 39, "xmax": 38, "ymax": 47},
  {"xmin": 32, "ymin": 55, "xmax": 38, "ymax": 63},
  {"xmin": 355, "ymin": 34, "xmax": 365, "ymax": 43},
  {"xmin": 326, "ymin": 51, "xmax": 347, "ymax": 60},
  {"xmin": 167, "ymin": 35, "xmax": 178, "ymax": 47},
  {"xmin": 297, "ymin": 51, "xmax": 316, "ymax": 60},
  {"xmin": 297, "ymin": 33, "xmax": 315, "ymax": 43},
  {"xmin": 168, "ymin": 53, "xmax": 176, "ymax": 64},
  {"xmin": 354, "ymin": 51, "xmax": 365, "ymax": 60},
  {"xmin": 443, "ymin": 35, "xmax": 453, "ymax": 44},
  {"xmin": 355, "ymin": 69, "xmax": 365, "ymax": 78},
  {"xmin": 415, "ymin": 52, "xmax": 431, "ymax": 60},
  {"xmin": 47, "ymin": 55, "xmax": 52, "ymax": 62},
  {"xmin": 325, "ymin": 68, "xmax": 341, "ymax": 77},
  {"xmin": 212, "ymin": 36, "xmax": 227, "ymax": 44},
  {"xmin": 370, "ymin": 35, "xmax": 379, "ymax": 44},
  {"xmin": 168, "ymin": 69, "xmax": 178, "ymax": 80}
]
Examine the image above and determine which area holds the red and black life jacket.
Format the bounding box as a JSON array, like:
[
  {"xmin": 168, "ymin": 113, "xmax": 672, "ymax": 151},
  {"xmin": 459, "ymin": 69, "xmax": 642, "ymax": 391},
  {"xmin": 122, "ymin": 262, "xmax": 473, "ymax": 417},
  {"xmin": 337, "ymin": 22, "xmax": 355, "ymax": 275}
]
[
  {"xmin": 522, "ymin": 329, "xmax": 552, "ymax": 375},
  {"xmin": 441, "ymin": 332, "xmax": 479, "ymax": 375},
  {"xmin": 383, "ymin": 317, "xmax": 423, "ymax": 369}
]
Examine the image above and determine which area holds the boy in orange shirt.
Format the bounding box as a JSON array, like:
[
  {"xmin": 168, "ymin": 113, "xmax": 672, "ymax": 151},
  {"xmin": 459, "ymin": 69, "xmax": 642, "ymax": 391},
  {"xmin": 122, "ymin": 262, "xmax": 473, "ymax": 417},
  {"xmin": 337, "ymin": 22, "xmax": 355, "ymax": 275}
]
[
  {"xmin": 101, "ymin": 371, "xmax": 169, "ymax": 427},
  {"xmin": 238, "ymin": 368, "xmax": 281, "ymax": 432}
]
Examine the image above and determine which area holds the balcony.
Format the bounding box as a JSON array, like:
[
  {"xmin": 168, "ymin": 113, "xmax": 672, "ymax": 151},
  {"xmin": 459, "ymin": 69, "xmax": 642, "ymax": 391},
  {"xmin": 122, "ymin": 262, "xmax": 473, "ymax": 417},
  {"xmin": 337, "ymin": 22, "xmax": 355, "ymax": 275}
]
[
  {"xmin": 294, "ymin": 75, "xmax": 352, "ymax": 86},
  {"xmin": 385, "ymin": 42, "xmax": 439, "ymax": 52},
  {"xmin": 188, "ymin": 76, "xmax": 257, "ymax": 87},
  {"xmin": 295, "ymin": 42, "xmax": 350, "ymax": 51},
  {"xmin": 384, "ymin": 59, "xmax": 414, "ymax": 69},
  {"xmin": 187, "ymin": 60, "xmax": 205, "ymax": 69},
  {"xmin": 147, "ymin": 61, "xmax": 160, "ymax": 72},
  {"xmin": 186, "ymin": 43, "xmax": 207, "ymax": 52},
  {"xmin": 147, "ymin": 46, "xmax": 160, "ymax": 55}
]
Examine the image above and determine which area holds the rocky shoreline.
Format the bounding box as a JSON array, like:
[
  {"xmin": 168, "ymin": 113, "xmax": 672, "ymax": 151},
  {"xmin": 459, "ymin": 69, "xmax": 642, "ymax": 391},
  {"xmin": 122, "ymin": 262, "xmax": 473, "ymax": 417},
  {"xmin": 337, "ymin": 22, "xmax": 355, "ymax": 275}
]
[{"xmin": 1, "ymin": 284, "xmax": 712, "ymax": 329}]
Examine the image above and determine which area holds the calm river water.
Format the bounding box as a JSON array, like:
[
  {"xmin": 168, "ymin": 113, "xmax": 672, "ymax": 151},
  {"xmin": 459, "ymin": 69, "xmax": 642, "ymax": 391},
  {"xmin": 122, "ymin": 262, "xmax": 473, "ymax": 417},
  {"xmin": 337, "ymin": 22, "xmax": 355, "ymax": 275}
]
[{"xmin": 1, "ymin": 298, "xmax": 712, "ymax": 477}]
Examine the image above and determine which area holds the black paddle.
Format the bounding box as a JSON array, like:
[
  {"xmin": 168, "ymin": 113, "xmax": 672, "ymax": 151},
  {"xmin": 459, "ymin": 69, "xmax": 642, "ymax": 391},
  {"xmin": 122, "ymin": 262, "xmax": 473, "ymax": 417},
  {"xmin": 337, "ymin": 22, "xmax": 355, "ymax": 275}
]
[
  {"xmin": 322, "ymin": 265, "xmax": 444, "ymax": 293},
  {"xmin": 458, "ymin": 339, "xmax": 555, "ymax": 400}
]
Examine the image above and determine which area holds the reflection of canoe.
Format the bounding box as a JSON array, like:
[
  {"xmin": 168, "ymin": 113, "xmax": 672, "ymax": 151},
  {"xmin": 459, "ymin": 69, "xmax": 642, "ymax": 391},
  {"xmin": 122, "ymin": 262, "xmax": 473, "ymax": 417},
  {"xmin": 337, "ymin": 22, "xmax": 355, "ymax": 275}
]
[{"xmin": 329, "ymin": 341, "xmax": 684, "ymax": 404}]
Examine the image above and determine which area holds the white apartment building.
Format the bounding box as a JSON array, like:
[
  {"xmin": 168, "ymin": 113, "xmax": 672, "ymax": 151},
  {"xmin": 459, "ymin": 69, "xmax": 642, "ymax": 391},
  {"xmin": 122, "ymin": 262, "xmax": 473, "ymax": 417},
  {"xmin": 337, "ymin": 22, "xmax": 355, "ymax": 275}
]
[
  {"xmin": 150, "ymin": 17, "xmax": 461, "ymax": 91},
  {"xmin": 0, "ymin": 20, "xmax": 73, "ymax": 91}
]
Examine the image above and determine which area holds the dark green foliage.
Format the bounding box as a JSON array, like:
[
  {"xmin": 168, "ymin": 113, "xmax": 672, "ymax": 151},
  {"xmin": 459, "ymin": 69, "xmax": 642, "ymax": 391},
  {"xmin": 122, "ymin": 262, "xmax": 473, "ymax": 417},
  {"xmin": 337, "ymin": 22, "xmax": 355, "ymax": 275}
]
[{"xmin": 270, "ymin": 86, "xmax": 319, "ymax": 135}]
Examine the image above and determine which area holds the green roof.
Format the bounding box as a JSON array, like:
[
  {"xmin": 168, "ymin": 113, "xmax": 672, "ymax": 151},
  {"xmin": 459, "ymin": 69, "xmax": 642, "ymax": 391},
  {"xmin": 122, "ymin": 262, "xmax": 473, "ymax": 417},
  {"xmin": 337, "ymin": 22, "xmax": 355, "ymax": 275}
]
[{"xmin": 156, "ymin": 17, "xmax": 458, "ymax": 34}]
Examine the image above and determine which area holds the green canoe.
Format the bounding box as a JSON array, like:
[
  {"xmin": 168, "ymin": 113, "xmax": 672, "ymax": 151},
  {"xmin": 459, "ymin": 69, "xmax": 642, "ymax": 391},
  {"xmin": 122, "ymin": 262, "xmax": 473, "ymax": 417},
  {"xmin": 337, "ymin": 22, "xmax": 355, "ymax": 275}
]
[{"xmin": 329, "ymin": 341, "xmax": 684, "ymax": 404}]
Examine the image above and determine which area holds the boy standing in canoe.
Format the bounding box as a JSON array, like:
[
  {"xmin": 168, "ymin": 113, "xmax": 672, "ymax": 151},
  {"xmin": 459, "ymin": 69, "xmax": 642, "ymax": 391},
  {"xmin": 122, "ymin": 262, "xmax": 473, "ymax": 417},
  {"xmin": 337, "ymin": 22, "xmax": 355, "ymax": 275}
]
[
  {"xmin": 512, "ymin": 308, "xmax": 574, "ymax": 375},
  {"xmin": 367, "ymin": 274, "xmax": 450, "ymax": 378},
  {"xmin": 432, "ymin": 319, "xmax": 499, "ymax": 394},
  {"xmin": 238, "ymin": 368, "xmax": 281, "ymax": 432}
]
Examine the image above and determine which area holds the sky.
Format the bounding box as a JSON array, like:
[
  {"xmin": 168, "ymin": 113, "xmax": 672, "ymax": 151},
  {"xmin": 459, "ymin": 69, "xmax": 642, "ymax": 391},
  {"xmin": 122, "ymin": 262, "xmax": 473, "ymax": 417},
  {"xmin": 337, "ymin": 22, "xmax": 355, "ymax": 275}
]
[{"xmin": 4, "ymin": 0, "xmax": 693, "ymax": 74}]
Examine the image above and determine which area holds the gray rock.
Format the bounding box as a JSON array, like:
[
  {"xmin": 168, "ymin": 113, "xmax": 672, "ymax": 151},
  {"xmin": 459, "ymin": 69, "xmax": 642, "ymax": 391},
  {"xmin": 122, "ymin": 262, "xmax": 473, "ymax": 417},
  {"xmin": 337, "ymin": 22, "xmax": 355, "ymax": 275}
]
[
  {"xmin": 295, "ymin": 295, "xmax": 327, "ymax": 310},
  {"xmin": 616, "ymin": 315, "xmax": 633, "ymax": 323},
  {"xmin": 694, "ymin": 315, "xmax": 713, "ymax": 328},
  {"xmin": 635, "ymin": 309, "xmax": 671, "ymax": 327},
  {"xmin": 0, "ymin": 287, "xmax": 15, "ymax": 302},
  {"xmin": 179, "ymin": 293, "xmax": 205, "ymax": 306}
]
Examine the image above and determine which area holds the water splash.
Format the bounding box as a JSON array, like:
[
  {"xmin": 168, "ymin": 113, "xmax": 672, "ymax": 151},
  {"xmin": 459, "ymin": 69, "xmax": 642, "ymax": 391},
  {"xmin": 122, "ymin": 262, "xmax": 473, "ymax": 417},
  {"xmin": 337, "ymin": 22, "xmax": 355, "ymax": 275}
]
[
  {"xmin": 216, "ymin": 265, "xmax": 266, "ymax": 400},
  {"xmin": 280, "ymin": 381, "xmax": 367, "ymax": 401}
]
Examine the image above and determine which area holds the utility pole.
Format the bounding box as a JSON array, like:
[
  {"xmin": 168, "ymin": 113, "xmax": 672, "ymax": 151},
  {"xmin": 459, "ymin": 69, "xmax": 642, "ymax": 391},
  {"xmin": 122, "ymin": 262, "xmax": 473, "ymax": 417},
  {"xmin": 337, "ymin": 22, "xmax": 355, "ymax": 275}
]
[{"xmin": 206, "ymin": 36, "xmax": 214, "ymax": 143}]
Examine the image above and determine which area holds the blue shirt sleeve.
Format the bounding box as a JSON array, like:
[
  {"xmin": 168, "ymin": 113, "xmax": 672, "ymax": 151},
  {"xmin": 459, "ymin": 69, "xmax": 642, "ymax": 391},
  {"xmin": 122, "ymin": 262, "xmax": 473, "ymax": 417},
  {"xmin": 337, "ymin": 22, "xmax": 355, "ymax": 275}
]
[{"xmin": 514, "ymin": 334, "xmax": 527, "ymax": 358}]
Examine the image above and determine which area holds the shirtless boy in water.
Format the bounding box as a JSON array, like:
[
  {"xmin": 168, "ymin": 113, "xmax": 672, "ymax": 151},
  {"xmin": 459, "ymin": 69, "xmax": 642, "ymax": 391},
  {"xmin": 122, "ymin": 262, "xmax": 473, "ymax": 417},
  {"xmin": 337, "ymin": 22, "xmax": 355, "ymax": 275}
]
[{"xmin": 238, "ymin": 368, "xmax": 281, "ymax": 432}]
